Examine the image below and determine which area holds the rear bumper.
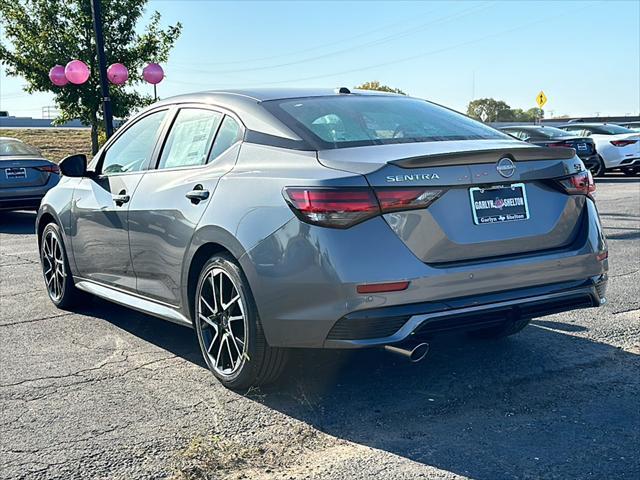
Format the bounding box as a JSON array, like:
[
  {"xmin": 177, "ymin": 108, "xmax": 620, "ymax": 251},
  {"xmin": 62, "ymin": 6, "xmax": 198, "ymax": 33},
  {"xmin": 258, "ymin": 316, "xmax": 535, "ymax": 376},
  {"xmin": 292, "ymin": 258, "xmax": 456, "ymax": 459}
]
[
  {"xmin": 615, "ymin": 157, "xmax": 640, "ymax": 168},
  {"xmin": 0, "ymin": 175, "xmax": 59, "ymax": 211},
  {"xmin": 325, "ymin": 275, "xmax": 606, "ymax": 348},
  {"xmin": 242, "ymin": 197, "xmax": 608, "ymax": 349},
  {"xmin": 0, "ymin": 195, "xmax": 44, "ymax": 211}
]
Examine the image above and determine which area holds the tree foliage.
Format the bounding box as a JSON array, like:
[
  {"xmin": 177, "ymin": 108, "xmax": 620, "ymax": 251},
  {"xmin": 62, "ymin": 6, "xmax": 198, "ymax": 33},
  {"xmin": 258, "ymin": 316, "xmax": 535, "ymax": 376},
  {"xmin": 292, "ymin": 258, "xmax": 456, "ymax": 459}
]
[
  {"xmin": 467, "ymin": 98, "xmax": 544, "ymax": 122},
  {"xmin": 355, "ymin": 81, "xmax": 406, "ymax": 95},
  {"xmin": 0, "ymin": 0, "xmax": 182, "ymax": 153}
]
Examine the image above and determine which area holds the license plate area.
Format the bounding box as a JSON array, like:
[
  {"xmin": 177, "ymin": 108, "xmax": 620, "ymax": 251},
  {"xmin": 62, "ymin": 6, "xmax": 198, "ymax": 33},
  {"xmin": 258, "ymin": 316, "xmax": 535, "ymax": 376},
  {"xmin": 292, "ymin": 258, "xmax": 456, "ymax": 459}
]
[
  {"xmin": 5, "ymin": 167, "xmax": 27, "ymax": 180},
  {"xmin": 469, "ymin": 183, "xmax": 529, "ymax": 225}
]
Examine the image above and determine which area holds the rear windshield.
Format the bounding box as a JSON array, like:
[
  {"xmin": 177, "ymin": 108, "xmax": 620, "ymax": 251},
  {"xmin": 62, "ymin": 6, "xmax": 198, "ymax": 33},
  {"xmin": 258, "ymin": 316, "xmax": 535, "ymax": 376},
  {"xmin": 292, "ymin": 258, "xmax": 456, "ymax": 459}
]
[
  {"xmin": 596, "ymin": 125, "xmax": 634, "ymax": 135},
  {"xmin": 531, "ymin": 126, "xmax": 574, "ymax": 138},
  {"xmin": 0, "ymin": 139, "xmax": 41, "ymax": 156},
  {"xmin": 263, "ymin": 96, "xmax": 509, "ymax": 149}
]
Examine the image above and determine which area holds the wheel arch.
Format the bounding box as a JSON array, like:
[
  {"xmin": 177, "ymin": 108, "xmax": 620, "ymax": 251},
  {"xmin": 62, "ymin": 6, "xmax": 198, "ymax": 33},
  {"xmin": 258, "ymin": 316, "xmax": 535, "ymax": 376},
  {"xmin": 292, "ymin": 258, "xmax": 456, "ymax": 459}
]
[
  {"xmin": 36, "ymin": 207, "xmax": 61, "ymax": 247},
  {"xmin": 182, "ymin": 225, "xmax": 250, "ymax": 321}
]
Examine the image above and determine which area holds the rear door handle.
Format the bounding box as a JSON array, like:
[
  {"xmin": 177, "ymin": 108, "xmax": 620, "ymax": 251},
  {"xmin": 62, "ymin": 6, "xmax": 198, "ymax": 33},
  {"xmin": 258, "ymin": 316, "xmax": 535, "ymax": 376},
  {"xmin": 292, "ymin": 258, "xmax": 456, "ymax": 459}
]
[
  {"xmin": 186, "ymin": 185, "xmax": 210, "ymax": 204},
  {"xmin": 113, "ymin": 191, "xmax": 130, "ymax": 206}
]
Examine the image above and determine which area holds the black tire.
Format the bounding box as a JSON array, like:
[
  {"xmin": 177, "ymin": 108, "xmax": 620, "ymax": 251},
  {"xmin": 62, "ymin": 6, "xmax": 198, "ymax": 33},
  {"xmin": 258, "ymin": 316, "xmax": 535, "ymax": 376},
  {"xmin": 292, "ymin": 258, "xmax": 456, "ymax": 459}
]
[
  {"xmin": 40, "ymin": 222, "xmax": 82, "ymax": 309},
  {"xmin": 468, "ymin": 317, "xmax": 531, "ymax": 340},
  {"xmin": 589, "ymin": 156, "xmax": 606, "ymax": 177},
  {"xmin": 193, "ymin": 253, "xmax": 288, "ymax": 390},
  {"xmin": 621, "ymin": 166, "xmax": 640, "ymax": 176}
]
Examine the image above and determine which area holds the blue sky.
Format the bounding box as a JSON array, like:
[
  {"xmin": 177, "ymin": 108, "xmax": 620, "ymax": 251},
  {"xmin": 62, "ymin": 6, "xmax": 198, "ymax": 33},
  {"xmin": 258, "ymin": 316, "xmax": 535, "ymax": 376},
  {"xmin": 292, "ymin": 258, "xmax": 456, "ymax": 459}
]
[{"xmin": 1, "ymin": 0, "xmax": 638, "ymax": 118}]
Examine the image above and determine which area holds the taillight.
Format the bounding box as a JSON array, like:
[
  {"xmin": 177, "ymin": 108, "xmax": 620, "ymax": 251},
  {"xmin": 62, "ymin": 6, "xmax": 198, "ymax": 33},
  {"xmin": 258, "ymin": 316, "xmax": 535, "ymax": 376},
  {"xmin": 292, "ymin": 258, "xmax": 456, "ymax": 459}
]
[
  {"xmin": 556, "ymin": 171, "xmax": 596, "ymax": 196},
  {"xmin": 610, "ymin": 140, "xmax": 638, "ymax": 147},
  {"xmin": 374, "ymin": 187, "xmax": 442, "ymax": 213},
  {"xmin": 35, "ymin": 164, "xmax": 60, "ymax": 174},
  {"xmin": 284, "ymin": 188, "xmax": 379, "ymax": 228},
  {"xmin": 283, "ymin": 187, "xmax": 442, "ymax": 228},
  {"xmin": 548, "ymin": 142, "xmax": 574, "ymax": 149}
]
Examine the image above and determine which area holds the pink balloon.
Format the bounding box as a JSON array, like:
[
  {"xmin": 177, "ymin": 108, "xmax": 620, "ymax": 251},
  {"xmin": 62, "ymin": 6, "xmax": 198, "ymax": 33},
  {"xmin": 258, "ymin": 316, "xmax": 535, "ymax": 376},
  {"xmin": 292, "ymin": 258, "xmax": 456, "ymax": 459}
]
[
  {"xmin": 143, "ymin": 63, "xmax": 164, "ymax": 84},
  {"xmin": 107, "ymin": 63, "xmax": 128, "ymax": 85},
  {"xmin": 49, "ymin": 65, "xmax": 68, "ymax": 86},
  {"xmin": 65, "ymin": 60, "xmax": 90, "ymax": 85}
]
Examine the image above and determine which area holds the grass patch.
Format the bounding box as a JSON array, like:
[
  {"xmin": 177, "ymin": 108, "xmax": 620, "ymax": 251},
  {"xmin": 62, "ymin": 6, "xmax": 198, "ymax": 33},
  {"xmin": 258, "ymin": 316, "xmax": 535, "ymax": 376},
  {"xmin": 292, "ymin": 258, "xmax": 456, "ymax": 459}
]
[
  {"xmin": 1, "ymin": 128, "xmax": 92, "ymax": 163},
  {"xmin": 171, "ymin": 435, "xmax": 266, "ymax": 480},
  {"xmin": 171, "ymin": 425, "xmax": 325, "ymax": 480}
]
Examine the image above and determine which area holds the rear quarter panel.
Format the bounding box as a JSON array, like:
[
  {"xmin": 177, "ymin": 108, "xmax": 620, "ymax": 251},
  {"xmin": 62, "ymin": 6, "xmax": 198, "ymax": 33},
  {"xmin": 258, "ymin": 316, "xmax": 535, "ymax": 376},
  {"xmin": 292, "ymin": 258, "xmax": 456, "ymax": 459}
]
[{"xmin": 180, "ymin": 142, "xmax": 365, "ymax": 316}]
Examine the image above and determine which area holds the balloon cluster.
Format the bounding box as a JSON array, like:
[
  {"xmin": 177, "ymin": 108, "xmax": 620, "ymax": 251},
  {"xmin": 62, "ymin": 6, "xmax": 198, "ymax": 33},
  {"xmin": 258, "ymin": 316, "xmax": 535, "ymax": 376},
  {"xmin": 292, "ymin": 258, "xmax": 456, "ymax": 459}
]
[{"xmin": 49, "ymin": 60, "xmax": 164, "ymax": 87}]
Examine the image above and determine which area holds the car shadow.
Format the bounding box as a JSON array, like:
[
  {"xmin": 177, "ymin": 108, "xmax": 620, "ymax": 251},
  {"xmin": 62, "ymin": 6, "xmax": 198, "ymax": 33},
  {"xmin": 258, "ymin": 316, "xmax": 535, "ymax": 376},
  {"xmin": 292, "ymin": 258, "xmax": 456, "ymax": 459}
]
[
  {"xmin": 74, "ymin": 296, "xmax": 206, "ymax": 368},
  {"xmin": 0, "ymin": 210, "xmax": 36, "ymax": 235},
  {"xmin": 86, "ymin": 302, "xmax": 639, "ymax": 478},
  {"xmin": 254, "ymin": 326, "xmax": 639, "ymax": 478}
]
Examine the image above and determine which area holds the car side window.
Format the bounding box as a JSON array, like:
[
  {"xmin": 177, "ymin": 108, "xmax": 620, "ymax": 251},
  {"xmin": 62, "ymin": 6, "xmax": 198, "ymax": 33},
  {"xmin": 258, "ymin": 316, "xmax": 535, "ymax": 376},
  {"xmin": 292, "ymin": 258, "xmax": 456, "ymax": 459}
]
[
  {"xmin": 507, "ymin": 130, "xmax": 528, "ymax": 140},
  {"xmin": 208, "ymin": 116, "xmax": 242, "ymax": 163},
  {"xmin": 101, "ymin": 110, "xmax": 167, "ymax": 175},
  {"xmin": 158, "ymin": 108, "xmax": 223, "ymax": 170}
]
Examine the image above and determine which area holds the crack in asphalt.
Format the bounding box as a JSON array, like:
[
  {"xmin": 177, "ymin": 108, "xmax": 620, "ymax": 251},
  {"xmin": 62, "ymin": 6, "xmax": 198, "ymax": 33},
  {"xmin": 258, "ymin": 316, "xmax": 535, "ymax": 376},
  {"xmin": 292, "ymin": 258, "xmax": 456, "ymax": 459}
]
[
  {"xmin": 0, "ymin": 312, "xmax": 72, "ymax": 327},
  {"xmin": 2, "ymin": 355, "xmax": 180, "ymax": 404},
  {"xmin": 610, "ymin": 269, "xmax": 640, "ymax": 278}
]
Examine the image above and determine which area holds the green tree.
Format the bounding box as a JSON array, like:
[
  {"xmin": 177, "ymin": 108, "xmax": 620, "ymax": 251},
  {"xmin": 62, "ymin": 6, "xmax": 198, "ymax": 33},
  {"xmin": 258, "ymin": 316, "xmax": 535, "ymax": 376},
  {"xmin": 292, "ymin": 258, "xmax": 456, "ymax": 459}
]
[
  {"xmin": 0, "ymin": 0, "xmax": 182, "ymax": 153},
  {"xmin": 467, "ymin": 98, "xmax": 514, "ymax": 122},
  {"xmin": 355, "ymin": 81, "xmax": 406, "ymax": 95},
  {"xmin": 524, "ymin": 107, "xmax": 544, "ymax": 121}
]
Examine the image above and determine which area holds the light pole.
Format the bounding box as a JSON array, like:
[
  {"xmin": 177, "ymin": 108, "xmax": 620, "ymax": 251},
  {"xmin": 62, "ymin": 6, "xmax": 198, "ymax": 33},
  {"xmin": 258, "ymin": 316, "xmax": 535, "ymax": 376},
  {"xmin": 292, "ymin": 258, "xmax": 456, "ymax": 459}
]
[{"xmin": 90, "ymin": 0, "xmax": 114, "ymax": 138}]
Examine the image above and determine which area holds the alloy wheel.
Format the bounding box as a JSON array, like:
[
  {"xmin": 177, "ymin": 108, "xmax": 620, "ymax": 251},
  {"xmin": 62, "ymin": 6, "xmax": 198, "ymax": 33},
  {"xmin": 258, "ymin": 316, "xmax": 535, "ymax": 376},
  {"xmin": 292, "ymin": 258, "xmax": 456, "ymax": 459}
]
[
  {"xmin": 42, "ymin": 230, "xmax": 65, "ymax": 302},
  {"xmin": 197, "ymin": 267, "xmax": 247, "ymax": 376}
]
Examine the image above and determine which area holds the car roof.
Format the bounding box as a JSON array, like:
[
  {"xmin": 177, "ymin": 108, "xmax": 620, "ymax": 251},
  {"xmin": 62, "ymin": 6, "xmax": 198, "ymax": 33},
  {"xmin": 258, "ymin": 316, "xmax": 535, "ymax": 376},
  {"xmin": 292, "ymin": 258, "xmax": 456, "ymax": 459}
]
[
  {"xmin": 147, "ymin": 88, "xmax": 406, "ymax": 141},
  {"xmin": 501, "ymin": 125, "xmax": 549, "ymax": 130},
  {"xmin": 165, "ymin": 87, "xmax": 401, "ymax": 103},
  {"xmin": 557, "ymin": 123, "xmax": 613, "ymax": 128}
]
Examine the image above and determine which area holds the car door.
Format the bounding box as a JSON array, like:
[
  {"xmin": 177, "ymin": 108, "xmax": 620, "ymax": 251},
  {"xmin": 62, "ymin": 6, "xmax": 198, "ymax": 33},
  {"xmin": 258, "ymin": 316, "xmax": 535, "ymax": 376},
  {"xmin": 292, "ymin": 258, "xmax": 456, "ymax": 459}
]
[
  {"xmin": 70, "ymin": 109, "xmax": 169, "ymax": 291},
  {"xmin": 128, "ymin": 106, "xmax": 244, "ymax": 306}
]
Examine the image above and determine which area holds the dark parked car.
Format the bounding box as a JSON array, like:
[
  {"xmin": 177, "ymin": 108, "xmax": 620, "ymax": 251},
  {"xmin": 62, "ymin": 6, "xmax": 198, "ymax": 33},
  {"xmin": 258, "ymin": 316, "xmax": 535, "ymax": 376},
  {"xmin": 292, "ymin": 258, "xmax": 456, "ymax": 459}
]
[
  {"xmin": 37, "ymin": 89, "xmax": 608, "ymax": 389},
  {"xmin": 0, "ymin": 137, "xmax": 60, "ymax": 211},
  {"xmin": 500, "ymin": 126, "xmax": 601, "ymax": 175}
]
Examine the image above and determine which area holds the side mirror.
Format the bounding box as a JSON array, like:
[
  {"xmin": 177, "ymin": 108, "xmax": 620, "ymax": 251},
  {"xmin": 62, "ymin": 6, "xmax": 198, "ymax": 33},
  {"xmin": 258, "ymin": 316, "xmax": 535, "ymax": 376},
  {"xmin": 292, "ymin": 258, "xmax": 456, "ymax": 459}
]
[{"xmin": 59, "ymin": 154, "xmax": 87, "ymax": 177}]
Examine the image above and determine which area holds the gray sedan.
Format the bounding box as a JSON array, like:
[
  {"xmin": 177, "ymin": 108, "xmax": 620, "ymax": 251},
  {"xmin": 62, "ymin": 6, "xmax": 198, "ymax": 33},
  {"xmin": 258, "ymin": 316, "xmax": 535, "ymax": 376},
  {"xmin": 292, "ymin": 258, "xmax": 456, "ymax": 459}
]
[
  {"xmin": 36, "ymin": 88, "xmax": 609, "ymax": 389},
  {"xmin": 0, "ymin": 137, "xmax": 60, "ymax": 211}
]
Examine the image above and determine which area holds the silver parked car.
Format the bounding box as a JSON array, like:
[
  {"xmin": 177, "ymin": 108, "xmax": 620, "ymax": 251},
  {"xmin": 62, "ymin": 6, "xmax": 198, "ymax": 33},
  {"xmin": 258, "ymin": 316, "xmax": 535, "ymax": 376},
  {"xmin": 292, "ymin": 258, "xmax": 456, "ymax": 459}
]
[
  {"xmin": 36, "ymin": 88, "xmax": 609, "ymax": 389},
  {"xmin": 0, "ymin": 137, "xmax": 60, "ymax": 210}
]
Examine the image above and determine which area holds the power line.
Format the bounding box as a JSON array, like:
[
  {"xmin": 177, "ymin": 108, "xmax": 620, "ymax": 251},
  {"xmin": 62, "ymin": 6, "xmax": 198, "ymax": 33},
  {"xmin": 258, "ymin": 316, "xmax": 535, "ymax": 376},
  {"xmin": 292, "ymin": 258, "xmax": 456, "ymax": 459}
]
[
  {"xmin": 171, "ymin": 13, "xmax": 430, "ymax": 68},
  {"xmin": 181, "ymin": 2, "xmax": 494, "ymax": 75},
  {"xmin": 209, "ymin": 3, "xmax": 600, "ymax": 88}
]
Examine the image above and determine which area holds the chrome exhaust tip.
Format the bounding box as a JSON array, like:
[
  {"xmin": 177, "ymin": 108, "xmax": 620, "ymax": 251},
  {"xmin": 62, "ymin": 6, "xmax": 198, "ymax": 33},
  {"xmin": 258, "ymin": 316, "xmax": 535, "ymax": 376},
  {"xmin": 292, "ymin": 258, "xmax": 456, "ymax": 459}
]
[{"xmin": 384, "ymin": 341, "xmax": 430, "ymax": 363}]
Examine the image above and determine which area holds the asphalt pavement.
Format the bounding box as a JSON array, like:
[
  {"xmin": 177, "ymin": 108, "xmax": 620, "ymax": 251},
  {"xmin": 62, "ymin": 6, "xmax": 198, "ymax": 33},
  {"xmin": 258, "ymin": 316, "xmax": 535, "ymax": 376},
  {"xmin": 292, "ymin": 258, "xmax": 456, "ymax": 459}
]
[{"xmin": 1, "ymin": 176, "xmax": 638, "ymax": 480}]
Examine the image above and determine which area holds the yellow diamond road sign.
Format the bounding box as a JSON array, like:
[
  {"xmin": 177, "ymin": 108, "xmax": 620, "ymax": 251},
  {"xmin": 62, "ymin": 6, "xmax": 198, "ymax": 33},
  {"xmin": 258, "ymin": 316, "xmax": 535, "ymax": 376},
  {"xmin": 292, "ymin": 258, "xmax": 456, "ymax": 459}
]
[{"xmin": 536, "ymin": 91, "xmax": 547, "ymax": 108}]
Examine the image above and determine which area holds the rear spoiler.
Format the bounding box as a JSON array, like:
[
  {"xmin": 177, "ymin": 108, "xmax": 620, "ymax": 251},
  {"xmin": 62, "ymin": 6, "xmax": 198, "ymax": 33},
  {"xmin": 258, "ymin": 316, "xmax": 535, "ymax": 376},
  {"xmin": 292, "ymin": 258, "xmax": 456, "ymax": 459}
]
[{"xmin": 390, "ymin": 147, "xmax": 576, "ymax": 169}]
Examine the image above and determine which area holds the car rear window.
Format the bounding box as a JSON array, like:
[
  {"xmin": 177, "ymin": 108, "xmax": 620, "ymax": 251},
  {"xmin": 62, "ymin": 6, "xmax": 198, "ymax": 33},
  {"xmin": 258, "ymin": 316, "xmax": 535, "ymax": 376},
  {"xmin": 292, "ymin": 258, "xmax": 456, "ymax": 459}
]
[
  {"xmin": 532, "ymin": 127, "xmax": 574, "ymax": 138},
  {"xmin": 0, "ymin": 139, "xmax": 41, "ymax": 156},
  {"xmin": 263, "ymin": 96, "xmax": 508, "ymax": 149},
  {"xmin": 596, "ymin": 125, "xmax": 635, "ymax": 135}
]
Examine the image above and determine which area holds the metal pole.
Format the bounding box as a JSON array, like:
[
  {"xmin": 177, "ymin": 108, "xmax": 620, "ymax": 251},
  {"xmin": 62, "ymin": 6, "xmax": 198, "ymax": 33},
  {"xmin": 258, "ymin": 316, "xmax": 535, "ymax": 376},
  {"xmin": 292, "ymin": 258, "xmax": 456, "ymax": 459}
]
[
  {"xmin": 90, "ymin": 0, "xmax": 114, "ymax": 138},
  {"xmin": 154, "ymin": 84, "xmax": 157, "ymax": 101}
]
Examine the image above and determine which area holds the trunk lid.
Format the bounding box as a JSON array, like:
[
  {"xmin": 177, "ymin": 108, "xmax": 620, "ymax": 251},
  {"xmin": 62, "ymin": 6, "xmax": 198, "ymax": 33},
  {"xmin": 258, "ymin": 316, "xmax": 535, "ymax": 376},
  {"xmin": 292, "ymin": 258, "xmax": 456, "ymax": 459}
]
[
  {"xmin": 317, "ymin": 140, "xmax": 587, "ymax": 264},
  {"xmin": 0, "ymin": 157, "xmax": 54, "ymax": 189}
]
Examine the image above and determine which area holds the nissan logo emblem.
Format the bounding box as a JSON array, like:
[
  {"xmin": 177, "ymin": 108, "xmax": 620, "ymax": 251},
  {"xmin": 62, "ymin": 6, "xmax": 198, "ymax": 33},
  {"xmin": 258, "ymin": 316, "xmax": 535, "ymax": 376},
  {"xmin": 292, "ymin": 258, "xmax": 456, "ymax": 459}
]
[{"xmin": 496, "ymin": 157, "xmax": 516, "ymax": 178}]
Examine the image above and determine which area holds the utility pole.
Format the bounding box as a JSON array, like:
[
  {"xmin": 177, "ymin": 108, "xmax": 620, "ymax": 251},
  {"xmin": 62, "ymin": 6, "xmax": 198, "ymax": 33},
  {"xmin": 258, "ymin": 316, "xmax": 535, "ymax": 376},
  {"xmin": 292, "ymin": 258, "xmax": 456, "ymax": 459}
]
[{"xmin": 90, "ymin": 0, "xmax": 114, "ymax": 138}]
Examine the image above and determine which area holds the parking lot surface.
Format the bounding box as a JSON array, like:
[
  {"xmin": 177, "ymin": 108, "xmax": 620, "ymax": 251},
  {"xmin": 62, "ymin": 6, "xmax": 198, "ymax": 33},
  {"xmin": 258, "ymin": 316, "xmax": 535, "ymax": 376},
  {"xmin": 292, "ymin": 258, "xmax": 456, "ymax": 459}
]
[{"xmin": 1, "ymin": 177, "xmax": 638, "ymax": 480}]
